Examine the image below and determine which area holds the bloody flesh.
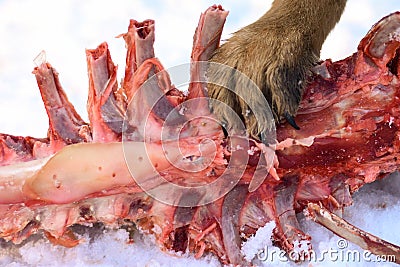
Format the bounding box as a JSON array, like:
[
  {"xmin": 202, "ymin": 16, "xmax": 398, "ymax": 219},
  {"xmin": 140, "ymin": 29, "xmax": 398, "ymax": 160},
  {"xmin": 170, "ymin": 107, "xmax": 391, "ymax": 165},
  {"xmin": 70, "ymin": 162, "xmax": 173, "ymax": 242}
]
[{"xmin": 0, "ymin": 5, "xmax": 399, "ymax": 266}]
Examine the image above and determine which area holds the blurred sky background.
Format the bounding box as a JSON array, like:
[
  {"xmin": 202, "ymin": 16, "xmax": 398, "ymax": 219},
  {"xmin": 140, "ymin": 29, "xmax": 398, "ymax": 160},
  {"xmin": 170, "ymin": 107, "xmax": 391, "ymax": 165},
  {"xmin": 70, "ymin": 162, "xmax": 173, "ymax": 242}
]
[{"xmin": 0, "ymin": 0, "xmax": 399, "ymax": 137}]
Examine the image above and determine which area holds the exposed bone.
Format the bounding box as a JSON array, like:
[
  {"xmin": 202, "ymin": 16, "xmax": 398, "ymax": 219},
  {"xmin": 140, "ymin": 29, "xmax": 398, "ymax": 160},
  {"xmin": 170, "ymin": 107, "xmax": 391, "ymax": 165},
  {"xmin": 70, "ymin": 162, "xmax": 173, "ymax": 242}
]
[
  {"xmin": 274, "ymin": 177, "xmax": 311, "ymax": 258},
  {"xmin": 121, "ymin": 19, "xmax": 185, "ymax": 141},
  {"xmin": 0, "ymin": 8, "xmax": 400, "ymax": 267},
  {"xmin": 0, "ymin": 141, "xmax": 198, "ymax": 204},
  {"xmin": 307, "ymin": 203, "xmax": 400, "ymax": 264},
  {"xmin": 122, "ymin": 19, "xmax": 155, "ymax": 84},
  {"xmin": 188, "ymin": 4, "xmax": 229, "ymax": 102},
  {"xmin": 33, "ymin": 62, "xmax": 91, "ymax": 145},
  {"xmin": 0, "ymin": 134, "xmax": 47, "ymax": 165},
  {"xmin": 86, "ymin": 43, "xmax": 125, "ymax": 142},
  {"xmin": 221, "ymin": 184, "xmax": 248, "ymax": 265}
]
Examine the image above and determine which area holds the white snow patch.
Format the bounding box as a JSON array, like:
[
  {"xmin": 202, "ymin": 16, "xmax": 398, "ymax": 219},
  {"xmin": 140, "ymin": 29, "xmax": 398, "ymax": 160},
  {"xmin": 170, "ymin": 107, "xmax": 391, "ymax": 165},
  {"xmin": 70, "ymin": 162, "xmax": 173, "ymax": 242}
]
[
  {"xmin": 241, "ymin": 221, "xmax": 275, "ymax": 262},
  {"xmin": 1, "ymin": 228, "xmax": 222, "ymax": 267}
]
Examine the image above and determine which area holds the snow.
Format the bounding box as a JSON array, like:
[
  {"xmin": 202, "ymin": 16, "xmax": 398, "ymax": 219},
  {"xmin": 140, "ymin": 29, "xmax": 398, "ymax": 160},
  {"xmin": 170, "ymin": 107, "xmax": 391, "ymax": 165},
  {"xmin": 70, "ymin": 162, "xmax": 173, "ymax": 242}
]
[
  {"xmin": 241, "ymin": 221, "xmax": 276, "ymax": 262},
  {"xmin": 0, "ymin": 227, "xmax": 222, "ymax": 267}
]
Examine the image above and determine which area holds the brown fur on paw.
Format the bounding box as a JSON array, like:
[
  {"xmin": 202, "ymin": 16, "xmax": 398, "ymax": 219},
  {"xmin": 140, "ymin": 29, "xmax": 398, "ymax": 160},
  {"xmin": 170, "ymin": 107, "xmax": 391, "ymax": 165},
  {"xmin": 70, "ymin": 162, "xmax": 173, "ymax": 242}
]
[{"xmin": 208, "ymin": 0, "xmax": 347, "ymax": 140}]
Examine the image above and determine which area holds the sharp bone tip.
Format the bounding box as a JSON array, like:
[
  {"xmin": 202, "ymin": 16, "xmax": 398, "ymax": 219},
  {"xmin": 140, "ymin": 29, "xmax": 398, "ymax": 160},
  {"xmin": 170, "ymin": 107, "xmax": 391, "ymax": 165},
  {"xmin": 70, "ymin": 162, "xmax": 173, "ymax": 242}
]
[{"xmin": 34, "ymin": 50, "xmax": 47, "ymax": 67}]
